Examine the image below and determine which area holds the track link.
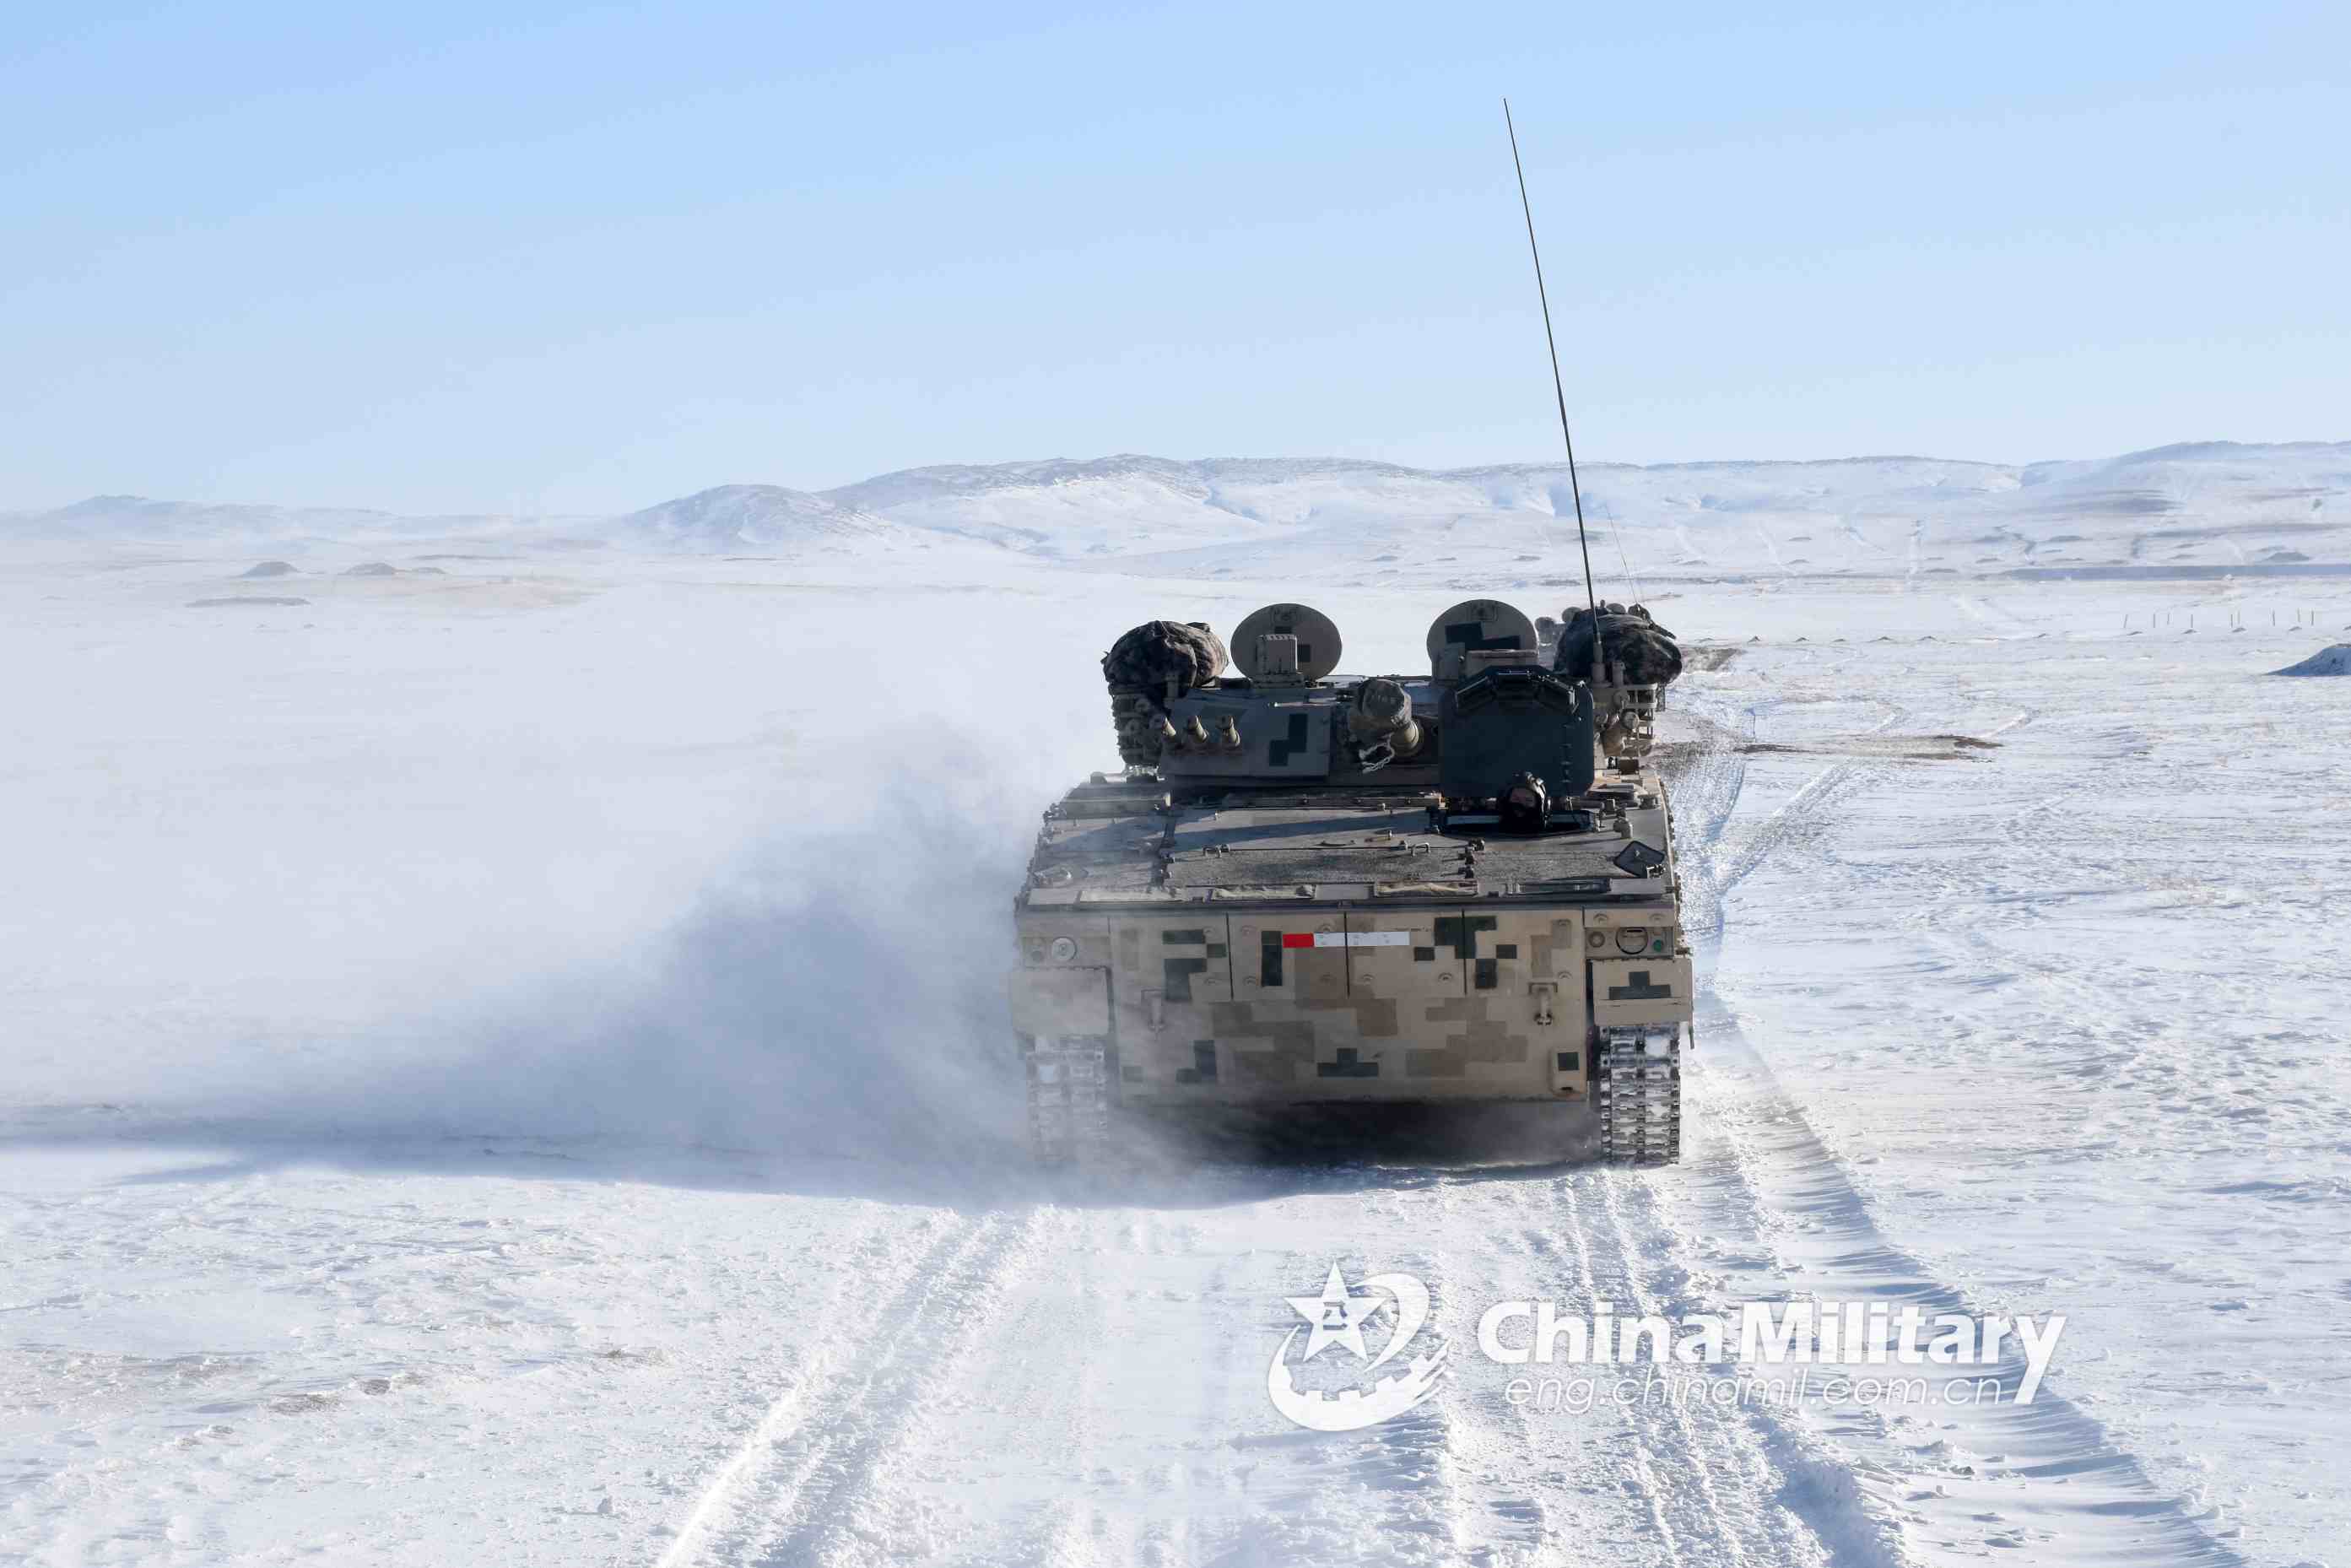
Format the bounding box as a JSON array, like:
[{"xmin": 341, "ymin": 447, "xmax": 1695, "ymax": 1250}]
[{"xmin": 1597, "ymin": 1025, "xmax": 1683, "ymax": 1165}]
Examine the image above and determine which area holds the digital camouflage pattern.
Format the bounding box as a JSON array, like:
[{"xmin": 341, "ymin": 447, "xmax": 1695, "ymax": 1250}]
[{"xmin": 1024, "ymin": 599, "xmax": 1692, "ymax": 1165}]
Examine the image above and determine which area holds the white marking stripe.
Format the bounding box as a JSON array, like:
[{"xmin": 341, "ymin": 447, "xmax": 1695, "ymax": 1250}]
[{"xmin": 1311, "ymin": 931, "xmax": 1412, "ymax": 948}]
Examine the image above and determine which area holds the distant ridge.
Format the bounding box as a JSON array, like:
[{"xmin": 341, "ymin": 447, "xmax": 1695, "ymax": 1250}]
[
  {"xmin": 3, "ymin": 495, "xmax": 515, "ymax": 542},
  {"xmin": 616, "ymin": 484, "xmax": 892, "ymax": 548},
  {"xmin": 8, "ymin": 441, "xmax": 2343, "ymax": 580}
]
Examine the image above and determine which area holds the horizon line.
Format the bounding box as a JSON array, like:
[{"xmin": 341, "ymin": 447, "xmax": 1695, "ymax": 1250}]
[{"xmin": 10, "ymin": 436, "xmax": 2348, "ymax": 522}]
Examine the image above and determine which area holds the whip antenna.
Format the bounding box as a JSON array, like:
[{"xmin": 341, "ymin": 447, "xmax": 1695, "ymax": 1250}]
[{"xmin": 1503, "ymin": 98, "xmax": 1602, "ymax": 682}]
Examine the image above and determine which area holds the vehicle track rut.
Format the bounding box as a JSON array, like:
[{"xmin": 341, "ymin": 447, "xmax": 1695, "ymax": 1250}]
[
  {"xmin": 650, "ymin": 648, "xmax": 2244, "ymax": 1568},
  {"xmin": 657, "ymin": 1210, "xmax": 1047, "ymax": 1568},
  {"xmin": 1659, "ymin": 651, "xmax": 2245, "ymax": 1566}
]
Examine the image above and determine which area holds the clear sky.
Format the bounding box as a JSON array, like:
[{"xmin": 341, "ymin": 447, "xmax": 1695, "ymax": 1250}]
[{"xmin": 5, "ymin": 2, "xmax": 2345, "ymax": 515}]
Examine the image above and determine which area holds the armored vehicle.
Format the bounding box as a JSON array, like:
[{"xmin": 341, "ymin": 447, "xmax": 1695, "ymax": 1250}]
[{"xmin": 1008, "ymin": 597, "xmax": 1691, "ymax": 1166}]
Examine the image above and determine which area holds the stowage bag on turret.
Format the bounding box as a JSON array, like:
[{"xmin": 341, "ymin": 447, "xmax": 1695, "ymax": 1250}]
[
  {"xmin": 1102, "ymin": 620, "xmax": 1229, "ymax": 700},
  {"xmin": 1553, "ymin": 603, "xmax": 1683, "ymax": 688}
]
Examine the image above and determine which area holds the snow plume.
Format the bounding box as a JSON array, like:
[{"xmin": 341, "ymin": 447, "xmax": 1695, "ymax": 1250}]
[
  {"xmin": 1, "ymin": 578, "xmax": 1119, "ymax": 1166},
  {"xmin": 12, "ymin": 722, "xmax": 1048, "ymax": 1165},
  {"xmin": 334, "ymin": 743, "xmax": 1040, "ymax": 1160}
]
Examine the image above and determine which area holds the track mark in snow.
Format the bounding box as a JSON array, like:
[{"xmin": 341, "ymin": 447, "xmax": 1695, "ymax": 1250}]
[
  {"xmin": 1598, "ymin": 1169, "xmax": 1846, "ymax": 1568},
  {"xmin": 1662, "ymin": 650, "xmax": 2249, "ymax": 1567},
  {"xmin": 656, "ymin": 1209, "xmax": 1046, "ymax": 1568},
  {"xmin": 1698, "ymin": 699, "xmax": 1906, "ymax": 909}
]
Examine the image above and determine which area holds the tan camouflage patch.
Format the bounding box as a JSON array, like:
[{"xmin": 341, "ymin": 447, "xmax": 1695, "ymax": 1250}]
[
  {"xmin": 1527, "ymin": 916, "xmax": 1579, "ymax": 980},
  {"xmin": 1343, "ymin": 911, "xmax": 1459, "ymax": 999},
  {"xmin": 1300, "ymin": 992, "xmax": 1400, "ymax": 1038},
  {"xmin": 1209, "ymin": 1000, "xmax": 1318, "ymax": 1084},
  {"xmin": 1208, "ymin": 993, "xmax": 1404, "ymax": 1084},
  {"xmin": 1407, "ymin": 996, "xmax": 1532, "ymax": 1077}
]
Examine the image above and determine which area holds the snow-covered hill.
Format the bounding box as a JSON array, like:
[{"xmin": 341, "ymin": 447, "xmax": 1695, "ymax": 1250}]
[
  {"xmin": 8, "ymin": 441, "xmax": 2346, "ymax": 579},
  {"xmin": 818, "ymin": 442, "xmax": 2351, "ymax": 581},
  {"xmin": 0, "ymin": 494, "xmax": 521, "ymax": 543},
  {"xmin": 608, "ymin": 484, "xmax": 977, "ymax": 558}
]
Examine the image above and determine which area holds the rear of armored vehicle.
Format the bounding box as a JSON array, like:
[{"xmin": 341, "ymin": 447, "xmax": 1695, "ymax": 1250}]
[{"xmin": 1009, "ymin": 600, "xmax": 1692, "ymax": 1165}]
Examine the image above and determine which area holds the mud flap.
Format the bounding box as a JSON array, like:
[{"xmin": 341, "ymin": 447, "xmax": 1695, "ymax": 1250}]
[
  {"xmin": 1007, "ymin": 966, "xmax": 1111, "ymax": 1036},
  {"xmin": 1590, "ymin": 954, "xmax": 1693, "ymax": 1030}
]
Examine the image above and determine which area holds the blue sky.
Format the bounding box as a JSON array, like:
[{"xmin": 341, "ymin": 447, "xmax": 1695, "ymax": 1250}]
[{"xmin": 5, "ymin": 2, "xmax": 2345, "ymax": 514}]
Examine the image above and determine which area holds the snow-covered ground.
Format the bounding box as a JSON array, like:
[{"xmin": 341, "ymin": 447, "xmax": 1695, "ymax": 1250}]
[{"xmin": 5, "ymin": 451, "xmax": 2349, "ymax": 1566}]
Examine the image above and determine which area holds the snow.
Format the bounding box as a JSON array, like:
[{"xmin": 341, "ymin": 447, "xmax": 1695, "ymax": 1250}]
[
  {"xmin": 2272, "ymin": 644, "xmax": 2351, "ymax": 676},
  {"xmin": 3, "ymin": 449, "xmax": 2348, "ymax": 1566},
  {"xmin": 15, "ymin": 440, "xmax": 2347, "ymax": 578},
  {"xmin": 609, "ymin": 485, "xmax": 974, "ymax": 556}
]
